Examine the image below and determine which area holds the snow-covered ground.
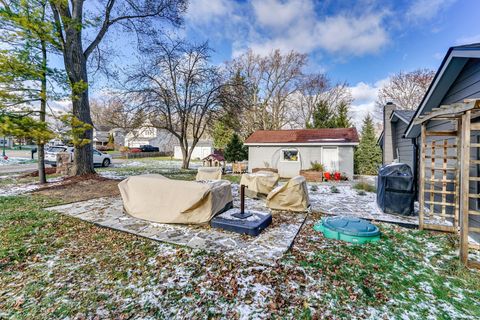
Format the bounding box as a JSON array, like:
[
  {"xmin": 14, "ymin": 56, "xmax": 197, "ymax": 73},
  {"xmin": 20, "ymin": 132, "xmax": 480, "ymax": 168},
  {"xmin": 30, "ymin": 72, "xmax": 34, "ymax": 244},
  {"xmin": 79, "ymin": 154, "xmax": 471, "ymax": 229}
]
[
  {"xmin": 0, "ymin": 176, "xmax": 64, "ymax": 197},
  {"xmin": 0, "ymin": 157, "xmax": 34, "ymax": 166}
]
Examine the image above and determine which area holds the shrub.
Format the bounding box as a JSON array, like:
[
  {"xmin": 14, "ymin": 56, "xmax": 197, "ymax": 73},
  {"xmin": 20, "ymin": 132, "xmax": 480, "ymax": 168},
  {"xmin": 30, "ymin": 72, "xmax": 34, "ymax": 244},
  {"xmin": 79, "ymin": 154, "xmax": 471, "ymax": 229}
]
[
  {"xmin": 224, "ymin": 134, "xmax": 248, "ymax": 163},
  {"xmin": 96, "ymin": 145, "xmax": 113, "ymax": 151},
  {"xmin": 310, "ymin": 161, "xmax": 324, "ymax": 172},
  {"xmin": 330, "ymin": 185, "xmax": 340, "ymax": 193},
  {"xmin": 353, "ymin": 182, "xmax": 376, "ymax": 193},
  {"xmin": 310, "ymin": 185, "xmax": 318, "ymax": 192}
]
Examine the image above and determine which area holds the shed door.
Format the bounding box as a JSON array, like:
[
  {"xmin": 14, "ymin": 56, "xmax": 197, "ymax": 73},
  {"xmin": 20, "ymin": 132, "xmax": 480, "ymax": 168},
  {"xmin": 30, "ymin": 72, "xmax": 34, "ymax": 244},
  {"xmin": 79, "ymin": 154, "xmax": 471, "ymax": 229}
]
[{"xmin": 322, "ymin": 147, "xmax": 339, "ymax": 171}]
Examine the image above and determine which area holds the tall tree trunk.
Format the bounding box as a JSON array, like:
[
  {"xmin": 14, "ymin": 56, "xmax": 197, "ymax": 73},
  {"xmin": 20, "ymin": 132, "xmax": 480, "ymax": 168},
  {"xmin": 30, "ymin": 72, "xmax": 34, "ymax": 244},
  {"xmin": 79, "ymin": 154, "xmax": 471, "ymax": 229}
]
[
  {"xmin": 38, "ymin": 13, "xmax": 47, "ymax": 184},
  {"xmin": 62, "ymin": 14, "xmax": 94, "ymax": 175},
  {"xmin": 180, "ymin": 140, "xmax": 189, "ymax": 169}
]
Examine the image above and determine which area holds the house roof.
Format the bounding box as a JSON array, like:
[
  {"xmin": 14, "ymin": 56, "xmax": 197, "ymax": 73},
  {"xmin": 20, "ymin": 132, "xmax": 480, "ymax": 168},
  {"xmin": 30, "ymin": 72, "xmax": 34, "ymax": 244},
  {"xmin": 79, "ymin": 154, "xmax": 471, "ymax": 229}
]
[
  {"xmin": 245, "ymin": 128, "xmax": 359, "ymax": 145},
  {"xmin": 377, "ymin": 110, "xmax": 415, "ymax": 146},
  {"xmin": 405, "ymin": 42, "xmax": 480, "ymax": 138},
  {"xmin": 203, "ymin": 153, "xmax": 225, "ymax": 161},
  {"xmin": 392, "ymin": 110, "xmax": 415, "ymax": 123}
]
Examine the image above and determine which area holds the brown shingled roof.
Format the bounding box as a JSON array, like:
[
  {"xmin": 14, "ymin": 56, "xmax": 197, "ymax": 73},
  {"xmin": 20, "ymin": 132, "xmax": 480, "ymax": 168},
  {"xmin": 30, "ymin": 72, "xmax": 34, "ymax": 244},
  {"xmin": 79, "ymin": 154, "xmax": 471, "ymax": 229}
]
[{"xmin": 245, "ymin": 128, "xmax": 359, "ymax": 144}]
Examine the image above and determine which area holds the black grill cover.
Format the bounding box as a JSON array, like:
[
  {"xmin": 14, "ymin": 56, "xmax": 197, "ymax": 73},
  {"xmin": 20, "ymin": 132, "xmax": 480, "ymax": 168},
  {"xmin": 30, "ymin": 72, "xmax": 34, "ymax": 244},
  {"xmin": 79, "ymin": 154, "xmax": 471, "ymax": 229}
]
[{"xmin": 377, "ymin": 163, "xmax": 414, "ymax": 216}]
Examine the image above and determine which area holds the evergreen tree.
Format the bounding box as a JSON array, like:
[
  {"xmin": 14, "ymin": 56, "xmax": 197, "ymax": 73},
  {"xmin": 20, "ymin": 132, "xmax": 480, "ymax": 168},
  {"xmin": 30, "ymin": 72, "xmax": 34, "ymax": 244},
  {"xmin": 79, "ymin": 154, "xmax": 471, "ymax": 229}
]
[
  {"xmin": 354, "ymin": 114, "xmax": 382, "ymax": 175},
  {"xmin": 308, "ymin": 100, "xmax": 336, "ymax": 128},
  {"xmin": 212, "ymin": 120, "xmax": 234, "ymax": 150},
  {"xmin": 223, "ymin": 133, "xmax": 248, "ymax": 163},
  {"xmin": 0, "ymin": 1, "xmax": 64, "ymax": 183},
  {"xmin": 334, "ymin": 101, "xmax": 352, "ymax": 128}
]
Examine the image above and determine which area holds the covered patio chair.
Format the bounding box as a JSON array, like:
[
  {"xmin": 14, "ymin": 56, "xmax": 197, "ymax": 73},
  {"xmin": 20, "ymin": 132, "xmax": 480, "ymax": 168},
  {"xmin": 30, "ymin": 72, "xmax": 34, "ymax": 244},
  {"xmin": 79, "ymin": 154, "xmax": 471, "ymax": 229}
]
[
  {"xmin": 266, "ymin": 176, "xmax": 310, "ymax": 212},
  {"xmin": 196, "ymin": 166, "xmax": 222, "ymax": 181},
  {"xmin": 240, "ymin": 170, "xmax": 280, "ymax": 198},
  {"xmin": 118, "ymin": 174, "xmax": 233, "ymax": 224}
]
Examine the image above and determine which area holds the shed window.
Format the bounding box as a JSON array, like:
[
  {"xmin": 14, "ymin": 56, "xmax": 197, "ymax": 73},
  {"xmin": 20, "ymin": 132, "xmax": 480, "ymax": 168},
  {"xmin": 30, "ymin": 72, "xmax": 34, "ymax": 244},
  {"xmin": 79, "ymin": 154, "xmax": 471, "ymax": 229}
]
[{"xmin": 282, "ymin": 149, "xmax": 299, "ymax": 161}]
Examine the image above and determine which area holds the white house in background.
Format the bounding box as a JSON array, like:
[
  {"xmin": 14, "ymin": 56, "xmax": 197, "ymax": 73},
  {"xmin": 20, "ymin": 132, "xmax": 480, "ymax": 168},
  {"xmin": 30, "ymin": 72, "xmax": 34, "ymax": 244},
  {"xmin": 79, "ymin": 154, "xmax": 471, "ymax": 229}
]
[
  {"xmin": 109, "ymin": 128, "xmax": 125, "ymax": 147},
  {"xmin": 92, "ymin": 125, "xmax": 111, "ymax": 147},
  {"xmin": 173, "ymin": 140, "xmax": 214, "ymax": 160},
  {"xmin": 0, "ymin": 136, "xmax": 14, "ymax": 148},
  {"xmin": 244, "ymin": 128, "xmax": 360, "ymax": 178},
  {"xmin": 125, "ymin": 125, "xmax": 177, "ymax": 153}
]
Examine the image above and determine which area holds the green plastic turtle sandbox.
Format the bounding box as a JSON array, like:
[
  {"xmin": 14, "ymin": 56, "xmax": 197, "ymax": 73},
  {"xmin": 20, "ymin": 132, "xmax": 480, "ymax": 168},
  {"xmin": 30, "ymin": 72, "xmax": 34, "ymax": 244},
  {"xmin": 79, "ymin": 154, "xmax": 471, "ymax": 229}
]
[{"xmin": 314, "ymin": 216, "xmax": 381, "ymax": 244}]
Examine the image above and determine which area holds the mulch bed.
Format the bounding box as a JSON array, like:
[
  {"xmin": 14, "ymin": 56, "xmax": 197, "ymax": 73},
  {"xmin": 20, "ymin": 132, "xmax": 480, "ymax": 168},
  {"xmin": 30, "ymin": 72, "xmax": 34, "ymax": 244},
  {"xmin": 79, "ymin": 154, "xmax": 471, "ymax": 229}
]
[
  {"xmin": 20, "ymin": 167, "xmax": 57, "ymax": 177},
  {"xmin": 33, "ymin": 174, "xmax": 121, "ymax": 203}
]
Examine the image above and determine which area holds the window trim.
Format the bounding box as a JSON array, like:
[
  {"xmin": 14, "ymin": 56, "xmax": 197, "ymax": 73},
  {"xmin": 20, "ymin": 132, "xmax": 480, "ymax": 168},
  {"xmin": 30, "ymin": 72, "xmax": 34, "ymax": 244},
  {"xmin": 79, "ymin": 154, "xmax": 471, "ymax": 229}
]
[{"xmin": 281, "ymin": 149, "xmax": 300, "ymax": 162}]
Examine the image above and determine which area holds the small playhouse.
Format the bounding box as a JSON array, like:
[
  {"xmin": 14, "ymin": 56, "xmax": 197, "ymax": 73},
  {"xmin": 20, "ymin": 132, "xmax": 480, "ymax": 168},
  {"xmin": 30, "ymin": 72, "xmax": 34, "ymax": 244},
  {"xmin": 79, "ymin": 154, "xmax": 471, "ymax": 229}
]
[{"xmin": 202, "ymin": 153, "xmax": 225, "ymax": 168}]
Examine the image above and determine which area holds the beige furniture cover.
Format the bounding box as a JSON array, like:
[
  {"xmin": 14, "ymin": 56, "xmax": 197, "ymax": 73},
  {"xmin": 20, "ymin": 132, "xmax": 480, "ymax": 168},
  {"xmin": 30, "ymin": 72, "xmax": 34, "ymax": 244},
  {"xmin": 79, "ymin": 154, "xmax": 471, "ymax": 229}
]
[
  {"xmin": 266, "ymin": 176, "xmax": 310, "ymax": 212},
  {"xmin": 118, "ymin": 174, "xmax": 233, "ymax": 224},
  {"xmin": 240, "ymin": 170, "xmax": 280, "ymax": 198},
  {"xmin": 196, "ymin": 166, "xmax": 222, "ymax": 181}
]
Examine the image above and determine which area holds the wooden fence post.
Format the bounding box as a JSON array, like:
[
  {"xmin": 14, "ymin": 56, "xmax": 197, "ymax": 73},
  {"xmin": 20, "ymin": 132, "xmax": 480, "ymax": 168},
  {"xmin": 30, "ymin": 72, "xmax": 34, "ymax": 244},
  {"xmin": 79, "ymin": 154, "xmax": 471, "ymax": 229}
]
[
  {"xmin": 419, "ymin": 124, "xmax": 426, "ymax": 230},
  {"xmin": 460, "ymin": 111, "xmax": 471, "ymax": 264}
]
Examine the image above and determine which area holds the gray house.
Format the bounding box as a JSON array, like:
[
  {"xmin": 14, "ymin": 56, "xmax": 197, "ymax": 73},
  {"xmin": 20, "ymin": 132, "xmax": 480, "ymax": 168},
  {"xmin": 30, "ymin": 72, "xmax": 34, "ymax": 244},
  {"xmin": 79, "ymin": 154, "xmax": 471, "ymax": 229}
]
[
  {"xmin": 379, "ymin": 104, "xmax": 417, "ymax": 174},
  {"xmin": 405, "ymin": 43, "xmax": 480, "ymax": 246},
  {"xmin": 244, "ymin": 128, "xmax": 359, "ymax": 179}
]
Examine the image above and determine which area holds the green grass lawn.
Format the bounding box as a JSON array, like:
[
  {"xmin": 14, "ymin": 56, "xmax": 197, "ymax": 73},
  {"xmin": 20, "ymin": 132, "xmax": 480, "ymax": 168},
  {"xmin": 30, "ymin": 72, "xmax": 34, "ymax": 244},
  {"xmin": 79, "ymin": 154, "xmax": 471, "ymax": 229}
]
[{"xmin": 1, "ymin": 193, "xmax": 479, "ymax": 319}]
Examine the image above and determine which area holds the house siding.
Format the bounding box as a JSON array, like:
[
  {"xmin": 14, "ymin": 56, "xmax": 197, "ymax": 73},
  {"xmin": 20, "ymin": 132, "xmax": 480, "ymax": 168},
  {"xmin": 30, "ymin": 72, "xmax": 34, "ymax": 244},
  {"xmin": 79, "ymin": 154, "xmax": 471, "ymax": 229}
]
[
  {"xmin": 392, "ymin": 120, "xmax": 415, "ymax": 171},
  {"xmin": 422, "ymin": 58, "xmax": 480, "ymax": 240},
  {"xmin": 248, "ymin": 145, "xmax": 355, "ymax": 179}
]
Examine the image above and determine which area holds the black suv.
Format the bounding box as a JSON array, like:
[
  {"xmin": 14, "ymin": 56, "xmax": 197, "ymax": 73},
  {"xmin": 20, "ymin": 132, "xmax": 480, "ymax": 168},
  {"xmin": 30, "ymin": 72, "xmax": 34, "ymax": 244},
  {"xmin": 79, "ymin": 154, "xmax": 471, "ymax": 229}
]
[{"xmin": 140, "ymin": 145, "xmax": 160, "ymax": 152}]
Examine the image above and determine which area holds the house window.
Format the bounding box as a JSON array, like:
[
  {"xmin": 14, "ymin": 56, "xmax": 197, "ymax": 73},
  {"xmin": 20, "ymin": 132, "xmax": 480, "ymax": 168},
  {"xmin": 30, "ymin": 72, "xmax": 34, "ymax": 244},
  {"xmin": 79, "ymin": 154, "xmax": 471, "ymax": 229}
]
[{"xmin": 282, "ymin": 149, "xmax": 299, "ymax": 162}]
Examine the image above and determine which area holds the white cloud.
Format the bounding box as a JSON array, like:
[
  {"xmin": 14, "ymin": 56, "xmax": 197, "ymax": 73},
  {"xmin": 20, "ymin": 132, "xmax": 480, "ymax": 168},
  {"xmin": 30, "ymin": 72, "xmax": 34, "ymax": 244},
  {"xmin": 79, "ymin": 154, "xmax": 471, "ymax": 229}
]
[
  {"xmin": 406, "ymin": 0, "xmax": 456, "ymax": 22},
  {"xmin": 246, "ymin": 0, "xmax": 389, "ymax": 56},
  {"xmin": 315, "ymin": 14, "xmax": 388, "ymax": 55},
  {"xmin": 252, "ymin": 0, "xmax": 314, "ymax": 29},
  {"xmin": 348, "ymin": 79, "xmax": 388, "ymax": 126},
  {"xmin": 186, "ymin": 0, "xmax": 234, "ymax": 24}
]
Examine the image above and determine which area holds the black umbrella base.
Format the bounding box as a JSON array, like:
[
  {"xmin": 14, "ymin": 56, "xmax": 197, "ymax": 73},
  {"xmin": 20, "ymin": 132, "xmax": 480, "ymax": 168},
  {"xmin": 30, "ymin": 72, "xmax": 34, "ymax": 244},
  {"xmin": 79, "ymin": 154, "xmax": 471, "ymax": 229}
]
[{"xmin": 211, "ymin": 209, "xmax": 272, "ymax": 237}]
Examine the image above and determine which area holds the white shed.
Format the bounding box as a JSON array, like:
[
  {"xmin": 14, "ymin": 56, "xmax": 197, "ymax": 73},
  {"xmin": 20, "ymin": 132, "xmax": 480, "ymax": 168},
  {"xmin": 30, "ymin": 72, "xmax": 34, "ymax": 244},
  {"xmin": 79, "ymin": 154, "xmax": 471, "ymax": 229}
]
[{"xmin": 244, "ymin": 128, "xmax": 359, "ymax": 179}]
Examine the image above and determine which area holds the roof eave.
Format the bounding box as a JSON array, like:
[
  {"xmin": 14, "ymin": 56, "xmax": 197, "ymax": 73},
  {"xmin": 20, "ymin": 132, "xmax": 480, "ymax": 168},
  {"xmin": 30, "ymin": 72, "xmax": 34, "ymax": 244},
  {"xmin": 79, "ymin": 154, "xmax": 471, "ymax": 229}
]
[{"xmin": 405, "ymin": 47, "xmax": 480, "ymax": 138}]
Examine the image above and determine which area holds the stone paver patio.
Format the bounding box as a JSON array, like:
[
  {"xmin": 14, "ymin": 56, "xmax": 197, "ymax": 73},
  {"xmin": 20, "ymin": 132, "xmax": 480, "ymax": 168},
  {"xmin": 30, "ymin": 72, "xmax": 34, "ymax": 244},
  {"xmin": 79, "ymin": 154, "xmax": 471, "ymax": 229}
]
[
  {"xmin": 45, "ymin": 180, "xmax": 457, "ymax": 266},
  {"xmin": 46, "ymin": 195, "xmax": 306, "ymax": 266}
]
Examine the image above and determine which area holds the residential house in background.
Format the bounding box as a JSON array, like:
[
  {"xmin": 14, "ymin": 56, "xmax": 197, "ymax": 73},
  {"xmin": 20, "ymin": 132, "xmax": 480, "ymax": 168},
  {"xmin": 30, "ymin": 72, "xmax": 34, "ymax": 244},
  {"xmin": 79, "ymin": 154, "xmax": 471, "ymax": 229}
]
[
  {"xmin": 125, "ymin": 125, "xmax": 177, "ymax": 154},
  {"xmin": 244, "ymin": 128, "xmax": 359, "ymax": 179},
  {"xmin": 109, "ymin": 128, "xmax": 125, "ymax": 147},
  {"xmin": 93, "ymin": 125, "xmax": 111, "ymax": 148},
  {"xmin": 173, "ymin": 140, "xmax": 214, "ymax": 160},
  {"xmin": 0, "ymin": 136, "xmax": 14, "ymax": 148}
]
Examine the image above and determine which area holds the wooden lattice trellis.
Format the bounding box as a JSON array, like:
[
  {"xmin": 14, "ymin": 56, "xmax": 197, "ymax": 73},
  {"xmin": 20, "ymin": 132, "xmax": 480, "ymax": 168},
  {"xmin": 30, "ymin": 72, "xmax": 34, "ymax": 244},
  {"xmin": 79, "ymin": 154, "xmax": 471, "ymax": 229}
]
[{"xmin": 414, "ymin": 100, "xmax": 480, "ymax": 268}]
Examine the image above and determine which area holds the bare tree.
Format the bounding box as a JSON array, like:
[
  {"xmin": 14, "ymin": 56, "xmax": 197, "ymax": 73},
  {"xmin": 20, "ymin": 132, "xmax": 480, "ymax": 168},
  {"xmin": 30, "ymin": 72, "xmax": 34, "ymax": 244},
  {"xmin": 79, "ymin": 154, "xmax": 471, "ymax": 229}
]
[
  {"xmin": 127, "ymin": 40, "xmax": 227, "ymax": 169},
  {"xmin": 229, "ymin": 49, "xmax": 307, "ymax": 132},
  {"xmin": 292, "ymin": 75, "xmax": 352, "ymax": 128},
  {"xmin": 47, "ymin": 0, "xmax": 187, "ymax": 175},
  {"xmin": 293, "ymin": 74, "xmax": 329, "ymax": 127},
  {"xmin": 90, "ymin": 97, "xmax": 143, "ymax": 138},
  {"xmin": 376, "ymin": 68, "xmax": 435, "ymax": 110}
]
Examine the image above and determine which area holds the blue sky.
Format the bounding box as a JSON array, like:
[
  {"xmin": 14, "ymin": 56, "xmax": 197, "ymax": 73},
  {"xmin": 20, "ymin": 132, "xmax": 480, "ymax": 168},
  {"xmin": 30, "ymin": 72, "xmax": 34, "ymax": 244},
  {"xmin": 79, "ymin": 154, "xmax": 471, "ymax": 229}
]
[
  {"xmin": 175, "ymin": 0, "xmax": 480, "ymax": 123},
  {"xmin": 183, "ymin": 0, "xmax": 479, "ymax": 83},
  {"xmin": 52, "ymin": 0, "xmax": 480, "ymax": 125}
]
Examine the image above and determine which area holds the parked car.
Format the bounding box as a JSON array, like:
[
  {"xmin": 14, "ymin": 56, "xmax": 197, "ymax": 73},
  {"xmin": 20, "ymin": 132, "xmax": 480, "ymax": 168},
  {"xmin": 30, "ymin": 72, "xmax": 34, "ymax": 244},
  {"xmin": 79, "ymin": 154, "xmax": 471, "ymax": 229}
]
[
  {"xmin": 140, "ymin": 145, "xmax": 160, "ymax": 152},
  {"xmin": 129, "ymin": 148, "xmax": 142, "ymax": 153},
  {"xmin": 45, "ymin": 146, "xmax": 74, "ymax": 166},
  {"xmin": 45, "ymin": 146, "xmax": 112, "ymax": 167}
]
